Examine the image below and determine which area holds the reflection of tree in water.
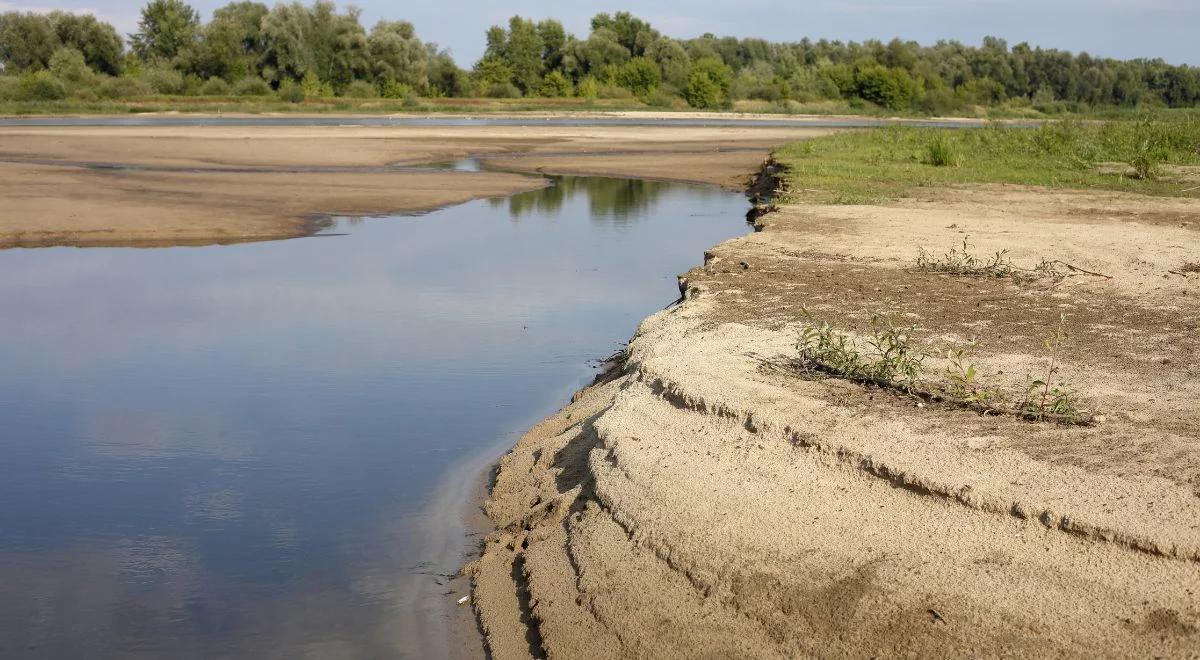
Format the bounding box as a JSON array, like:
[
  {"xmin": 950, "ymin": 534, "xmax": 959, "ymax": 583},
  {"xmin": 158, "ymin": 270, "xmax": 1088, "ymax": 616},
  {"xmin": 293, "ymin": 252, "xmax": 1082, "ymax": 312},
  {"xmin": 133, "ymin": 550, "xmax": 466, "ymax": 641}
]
[{"xmin": 491, "ymin": 176, "xmax": 678, "ymax": 224}]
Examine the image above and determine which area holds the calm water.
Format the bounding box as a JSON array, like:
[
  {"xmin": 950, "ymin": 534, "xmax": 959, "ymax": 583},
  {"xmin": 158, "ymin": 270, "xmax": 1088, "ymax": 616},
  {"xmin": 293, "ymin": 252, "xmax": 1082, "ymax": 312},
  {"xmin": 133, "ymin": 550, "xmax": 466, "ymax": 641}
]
[{"xmin": 0, "ymin": 172, "xmax": 750, "ymax": 658}]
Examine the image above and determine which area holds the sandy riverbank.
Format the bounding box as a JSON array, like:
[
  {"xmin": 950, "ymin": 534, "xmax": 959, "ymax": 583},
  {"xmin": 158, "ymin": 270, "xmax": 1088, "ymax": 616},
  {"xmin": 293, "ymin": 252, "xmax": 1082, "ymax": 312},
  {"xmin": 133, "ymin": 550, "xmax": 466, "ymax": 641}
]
[
  {"xmin": 0, "ymin": 122, "xmax": 833, "ymax": 247},
  {"xmin": 470, "ymin": 168, "xmax": 1200, "ymax": 655}
]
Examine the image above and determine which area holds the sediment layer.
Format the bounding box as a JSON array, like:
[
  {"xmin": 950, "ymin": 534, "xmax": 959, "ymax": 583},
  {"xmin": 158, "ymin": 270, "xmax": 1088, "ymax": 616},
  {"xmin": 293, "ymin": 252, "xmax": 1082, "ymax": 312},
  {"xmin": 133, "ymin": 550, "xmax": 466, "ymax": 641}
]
[{"xmin": 471, "ymin": 170, "xmax": 1200, "ymax": 657}]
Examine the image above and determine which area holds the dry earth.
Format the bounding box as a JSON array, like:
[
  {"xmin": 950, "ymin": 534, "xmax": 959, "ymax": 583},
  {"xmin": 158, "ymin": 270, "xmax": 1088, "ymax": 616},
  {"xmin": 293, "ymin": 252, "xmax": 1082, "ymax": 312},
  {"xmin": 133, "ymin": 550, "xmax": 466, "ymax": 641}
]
[
  {"xmin": 472, "ymin": 178, "xmax": 1200, "ymax": 656},
  {"xmin": 0, "ymin": 123, "xmax": 833, "ymax": 247}
]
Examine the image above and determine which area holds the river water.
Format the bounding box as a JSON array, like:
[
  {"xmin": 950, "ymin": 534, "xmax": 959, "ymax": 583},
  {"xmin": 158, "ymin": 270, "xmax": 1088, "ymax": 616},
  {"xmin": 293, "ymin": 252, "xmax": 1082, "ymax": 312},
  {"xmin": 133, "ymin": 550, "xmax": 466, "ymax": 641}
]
[{"xmin": 0, "ymin": 169, "xmax": 750, "ymax": 658}]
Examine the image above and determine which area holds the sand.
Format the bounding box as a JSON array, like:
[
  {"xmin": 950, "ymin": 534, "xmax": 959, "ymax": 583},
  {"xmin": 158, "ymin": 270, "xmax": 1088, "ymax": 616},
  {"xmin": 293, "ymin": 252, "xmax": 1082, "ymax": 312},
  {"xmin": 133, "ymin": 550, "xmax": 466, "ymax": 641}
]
[
  {"xmin": 0, "ymin": 122, "xmax": 833, "ymax": 247},
  {"xmin": 470, "ymin": 175, "xmax": 1200, "ymax": 655}
]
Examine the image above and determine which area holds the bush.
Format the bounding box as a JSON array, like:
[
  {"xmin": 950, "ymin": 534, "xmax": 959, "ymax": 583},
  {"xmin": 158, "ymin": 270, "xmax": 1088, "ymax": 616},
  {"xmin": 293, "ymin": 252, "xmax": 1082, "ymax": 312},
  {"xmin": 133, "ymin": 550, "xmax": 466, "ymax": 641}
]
[
  {"xmin": 854, "ymin": 64, "xmax": 920, "ymax": 111},
  {"xmin": 141, "ymin": 67, "xmax": 185, "ymax": 95},
  {"xmin": 18, "ymin": 71, "xmax": 68, "ymax": 101},
  {"xmin": 686, "ymin": 58, "xmax": 734, "ymax": 109},
  {"xmin": 538, "ymin": 70, "xmax": 572, "ymax": 97},
  {"xmin": 379, "ymin": 79, "xmax": 411, "ymax": 99},
  {"xmin": 577, "ymin": 76, "xmax": 599, "ymax": 100},
  {"xmin": 596, "ymin": 83, "xmax": 633, "ymax": 100},
  {"xmin": 0, "ymin": 76, "xmax": 21, "ymax": 101},
  {"xmin": 48, "ymin": 48, "xmax": 93, "ymax": 86},
  {"xmin": 615, "ymin": 57, "xmax": 661, "ymax": 96},
  {"xmin": 483, "ymin": 81, "xmax": 522, "ymax": 98},
  {"xmin": 232, "ymin": 77, "xmax": 271, "ymax": 96},
  {"xmin": 199, "ymin": 77, "xmax": 230, "ymax": 96},
  {"xmin": 99, "ymin": 76, "xmax": 150, "ymax": 99},
  {"xmin": 278, "ymin": 80, "xmax": 305, "ymax": 103},
  {"xmin": 643, "ymin": 88, "xmax": 684, "ymax": 108},
  {"xmin": 340, "ymin": 80, "xmax": 376, "ymax": 98}
]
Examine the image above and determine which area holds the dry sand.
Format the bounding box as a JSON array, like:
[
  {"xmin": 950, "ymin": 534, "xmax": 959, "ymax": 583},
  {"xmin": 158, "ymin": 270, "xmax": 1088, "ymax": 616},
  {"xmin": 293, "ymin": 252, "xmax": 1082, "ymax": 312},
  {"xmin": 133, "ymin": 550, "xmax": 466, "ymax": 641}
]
[
  {"xmin": 471, "ymin": 178, "xmax": 1200, "ymax": 656},
  {"xmin": 0, "ymin": 123, "xmax": 833, "ymax": 247}
]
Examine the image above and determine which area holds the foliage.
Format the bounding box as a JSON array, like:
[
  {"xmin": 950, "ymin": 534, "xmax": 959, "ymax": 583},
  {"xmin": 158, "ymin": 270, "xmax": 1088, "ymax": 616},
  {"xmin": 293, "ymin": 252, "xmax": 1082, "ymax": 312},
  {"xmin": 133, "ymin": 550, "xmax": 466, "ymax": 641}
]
[
  {"xmin": 538, "ymin": 70, "xmax": 572, "ymax": 97},
  {"xmin": 924, "ymin": 135, "xmax": 962, "ymax": 166},
  {"xmin": 130, "ymin": 0, "xmax": 200, "ymax": 62},
  {"xmin": 277, "ymin": 78, "xmax": 304, "ymax": 102},
  {"xmin": 686, "ymin": 57, "xmax": 733, "ymax": 108},
  {"xmin": 340, "ymin": 79, "xmax": 375, "ymax": 98},
  {"xmin": 3, "ymin": 4, "xmax": 1200, "ymax": 112},
  {"xmin": 615, "ymin": 57, "xmax": 661, "ymax": 95},
  {"xmin": 231, "ymin": 76, "xmax": 271, "ymax": 96},
  {"xmin": 199, "ymin": 76, "xmax": 230, "ymax": 95},
  {"xmin": 915, "ymin": 237, "xmax": 1015, "ymax": 277},
  {"xmin": 775, "ymin": 117, "xmax": 1200, "ymax": 204},
  {"xmin": 797, "ymin": 312, "xmax": 927, "ymax": 391},
  {"xmin": 1019, "ymin": 314, "xmax": 1080, "ymax": 422}
]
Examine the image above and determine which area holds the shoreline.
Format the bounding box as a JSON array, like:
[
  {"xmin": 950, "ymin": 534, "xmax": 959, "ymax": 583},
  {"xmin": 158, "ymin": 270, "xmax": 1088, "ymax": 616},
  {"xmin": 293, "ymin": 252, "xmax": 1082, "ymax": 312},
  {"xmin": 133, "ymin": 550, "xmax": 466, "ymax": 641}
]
[{"xmin": 466, "ymin": 150, "xmax": 1200, "ymax": 655}]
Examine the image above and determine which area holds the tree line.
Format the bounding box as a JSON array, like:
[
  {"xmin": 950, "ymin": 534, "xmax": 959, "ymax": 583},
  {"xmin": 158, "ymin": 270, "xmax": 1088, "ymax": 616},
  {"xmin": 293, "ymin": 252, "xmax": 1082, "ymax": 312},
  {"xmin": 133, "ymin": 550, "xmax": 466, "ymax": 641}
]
[{"xmin": 1, "ymin": 0, "xmax": 1197, "ymax": 112}]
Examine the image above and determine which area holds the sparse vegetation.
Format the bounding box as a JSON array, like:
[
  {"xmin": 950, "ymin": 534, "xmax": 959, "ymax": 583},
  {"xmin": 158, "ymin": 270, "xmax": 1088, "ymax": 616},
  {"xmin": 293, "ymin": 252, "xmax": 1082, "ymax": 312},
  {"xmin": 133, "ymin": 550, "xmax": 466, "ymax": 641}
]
[
  {"xmin": 915, "ymin": 237, "xmax": 1014, "ymax": 277},
  {"xmin": 924, "ymin": 136, "xmax": 962, "ymax": 167},
  {"xmin": 775, "ymin": 117, "xmax": 1200, "ymax": 204},
  {"xmin": 795, "ymin": 310, "xmax": 1094, "ymax": 425},
  {"xmin": 1019, "ymin": 314, "xmax": 1082, "ymax": 422}
]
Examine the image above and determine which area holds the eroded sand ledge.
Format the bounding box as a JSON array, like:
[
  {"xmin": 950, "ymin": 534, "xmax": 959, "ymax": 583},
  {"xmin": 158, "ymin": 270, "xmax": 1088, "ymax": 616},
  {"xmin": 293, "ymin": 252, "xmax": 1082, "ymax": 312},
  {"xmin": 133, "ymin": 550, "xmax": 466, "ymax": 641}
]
[{"xmin": 471, "ymin": 170, "xmax": 1200, "ymax": 656}]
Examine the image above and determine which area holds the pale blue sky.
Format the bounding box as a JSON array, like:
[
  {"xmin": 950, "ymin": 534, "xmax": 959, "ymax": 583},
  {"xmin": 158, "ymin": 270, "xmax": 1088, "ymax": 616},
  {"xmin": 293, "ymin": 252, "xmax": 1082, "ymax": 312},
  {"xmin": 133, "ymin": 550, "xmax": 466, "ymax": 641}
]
[{"xmin": 2, "ymin": 0, "xmax": 1196, "ymax": 66}]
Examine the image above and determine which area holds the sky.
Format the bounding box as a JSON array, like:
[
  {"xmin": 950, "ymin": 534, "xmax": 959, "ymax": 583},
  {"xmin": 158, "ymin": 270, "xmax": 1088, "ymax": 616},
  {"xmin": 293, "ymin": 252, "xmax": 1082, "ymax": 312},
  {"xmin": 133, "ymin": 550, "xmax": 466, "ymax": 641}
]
[{"xmin": 2, "ymin": 0, "xmax": 1197, "ymax": 66}]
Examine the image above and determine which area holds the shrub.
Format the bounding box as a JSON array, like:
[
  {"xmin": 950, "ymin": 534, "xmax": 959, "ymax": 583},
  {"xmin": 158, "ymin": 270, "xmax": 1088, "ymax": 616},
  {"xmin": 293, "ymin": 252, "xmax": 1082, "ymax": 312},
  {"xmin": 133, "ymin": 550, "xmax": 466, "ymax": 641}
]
[
  {"xmin": 538, "ymin": 70, "xmax": 572, "ymax": 97},
  {"xmin": 300, "ymin": 70, "xmax": 332, "ymax": 98},
  {"xmin": 199, "ymin": 77, "xmax": 230, "ymax": 96},
  {"xmin": 615, "ymin": 57, "xmax": 661, "ymax": 96},
  {"xmin": 99, "ymin": 76, "xmax": 150, "ymax": 99},
  {"xmin": 18, "ymin": 71, "xmax": 67, "ymax": 101},
  {"xmin": 340, "ymin": 80, "xmax": 376, "ymax": 98},
  {"xmin": 278, "ymin": 80, "xmax": 304, "ymax": 103},
  {"xmin": 483, "ymin": 81, "xmax": 521, "ymax": 98},
  {"xmin": 854, "ymin": 64, "xmax": 920, "ymax": 111},
  {"xmin": 643, "ymin": 87, "xmax": 684, "ymax": 108},
  {"xmin": 48, "ymin": 47, "xmax": 93, "ymax": 86},
  {"xmin": 141, "ymin": 67, "xmax": 185, "ymax": 95},
  {"xmin": 596, "ymin": 83, "xmax": 633, "ymax": 100},
  {"xmin": 577, "ymin": 76, "xmax": 599, "ymax": 100},
  {"xmin": 379, "ymin": 79, "xmax": 411, "ymax": 99},
  {"xmin": 232, "ymin": 77, "xmax": 271, "ymax": 96},
  {"xmin": 686, "ymin": 58, "xmax": 734, "ymax": 109}
]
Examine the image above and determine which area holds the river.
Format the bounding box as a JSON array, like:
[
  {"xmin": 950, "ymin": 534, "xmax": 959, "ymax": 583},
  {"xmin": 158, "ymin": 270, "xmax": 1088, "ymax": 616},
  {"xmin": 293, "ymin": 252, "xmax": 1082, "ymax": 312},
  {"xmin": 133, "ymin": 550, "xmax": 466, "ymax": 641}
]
[{"xmin": 0, "ymin": 167, "xmax": 750, "ymax": 658}]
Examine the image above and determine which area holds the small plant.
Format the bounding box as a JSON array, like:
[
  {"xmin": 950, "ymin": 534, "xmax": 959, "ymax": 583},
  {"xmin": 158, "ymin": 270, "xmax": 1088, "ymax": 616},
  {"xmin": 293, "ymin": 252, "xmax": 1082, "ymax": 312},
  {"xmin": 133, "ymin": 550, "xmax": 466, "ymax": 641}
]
[
  {"xmin": 944, "ymin": 341, "xmax": 997, "ymax": 407},
  {"xmin": 924, "ymin": 136, "xmax": 962, "ymax": 167},
  {"xmin": 797, "ymin": 311, "xmax": 927, "ymax": 391},
  {"xmin": 915, "ymin": 237, "xmax": 1014, "ymax": 278},
  {"xmin": 1018, "ymin": 313, "xmax": 1080, "ymax": 421}
]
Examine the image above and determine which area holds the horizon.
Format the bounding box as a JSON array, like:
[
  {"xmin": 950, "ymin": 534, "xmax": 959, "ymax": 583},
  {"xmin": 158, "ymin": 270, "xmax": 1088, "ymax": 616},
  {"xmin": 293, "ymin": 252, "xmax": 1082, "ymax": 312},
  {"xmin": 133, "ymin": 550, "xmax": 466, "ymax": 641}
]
[{"xmin": 0, "ymin": 0, "xmax": 1196, "ymax": 68}]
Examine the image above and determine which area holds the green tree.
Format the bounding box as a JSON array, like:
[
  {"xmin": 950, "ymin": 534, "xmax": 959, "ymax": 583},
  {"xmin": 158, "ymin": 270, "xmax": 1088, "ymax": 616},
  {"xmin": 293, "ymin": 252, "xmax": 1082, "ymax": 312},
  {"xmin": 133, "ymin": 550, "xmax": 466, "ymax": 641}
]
[
  {"xmin": 615, "ymin": 56, "xmax": 661, "ymax": 95},
  {"xmin": 48, "ymin": 12, "xmax": 124, "ymax": 75},
  {"xmin": 854, "ymin": 63, "xmax": 920, "ymax": 110},
  {"xmin": 368, "ymin": 20, "xmax": 428, "ymax": 89},
  {"xmin": 0, "ymin": 12, "xmax": 59, "ymax": 71},
  {"xmin": 686, "ymin": 57, "xmax": 733, "ymax": 108},
  {"xmin": 539, "ymin": 69, "xmax": 572, "ymax": 97},
  {"xmin": 131, "ymin": 0, "xmax": 200, "ymax": 62}
]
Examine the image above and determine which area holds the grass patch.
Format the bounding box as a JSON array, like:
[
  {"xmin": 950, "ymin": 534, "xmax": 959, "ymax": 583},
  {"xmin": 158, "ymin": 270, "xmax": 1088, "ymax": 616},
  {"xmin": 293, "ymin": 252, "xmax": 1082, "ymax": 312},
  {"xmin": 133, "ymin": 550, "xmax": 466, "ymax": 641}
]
[{"xmin": 774, "ymin": 115, "xmax": 1200, "ymax": 204}]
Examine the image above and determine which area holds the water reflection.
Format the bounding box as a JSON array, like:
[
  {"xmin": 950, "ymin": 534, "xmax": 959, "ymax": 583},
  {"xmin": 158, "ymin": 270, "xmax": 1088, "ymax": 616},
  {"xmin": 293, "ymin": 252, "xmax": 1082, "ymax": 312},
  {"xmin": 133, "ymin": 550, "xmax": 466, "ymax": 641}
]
[{"xmin": 0, "ymin": 174, "xmax": 749, "ymax": 658}]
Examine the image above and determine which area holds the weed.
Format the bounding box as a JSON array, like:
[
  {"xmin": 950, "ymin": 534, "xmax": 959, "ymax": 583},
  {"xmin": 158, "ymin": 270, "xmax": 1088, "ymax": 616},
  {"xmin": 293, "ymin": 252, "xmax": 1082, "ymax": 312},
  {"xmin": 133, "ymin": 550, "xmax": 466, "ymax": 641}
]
[
  {"xmin": 1018, "ymin": 314, "xmax": 1081, "ymax": 421},
  {"xmin": 797, "ymin": 311, "xmax": 926, "ymax": 391},
  {"xmin": 915, "ymin": 237, "xmax": 1015, "ymax": 277},
  {"xmin": 944, "ymin": 341, "xmax": 999, "ymax": 407},
  {"xmin": 924, "ymin": 136, "xmax": 962, "ymax": 167}
]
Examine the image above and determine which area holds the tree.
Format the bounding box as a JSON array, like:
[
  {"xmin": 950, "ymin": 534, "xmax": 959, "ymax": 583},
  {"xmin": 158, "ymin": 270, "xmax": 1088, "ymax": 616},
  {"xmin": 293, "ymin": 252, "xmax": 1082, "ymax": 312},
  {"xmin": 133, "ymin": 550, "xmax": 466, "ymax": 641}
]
[
  {"xmin": 539, "ymin": 69, "xmax": 572, "ymax": 97},
  {"xmin": 49, "ymin": 12, "xmax": 124, "ymax": 75},
  {"xmin": 131, "ymin": 0, "xmax": 200, "ymax": 62},
  {"xmin": 368, "ymin": 20, "xmax": 428, "ymax": 89},
  {"xmin": 0, "ymin": 12, "xmax": 58, "ymax": 71},
  {"xmin": 686, "ymin": 57, "xmax": 733, "ymax": 108},
  {"xmin": 188, "ymin": 2, "xmax": 267, "ymax": 80}
]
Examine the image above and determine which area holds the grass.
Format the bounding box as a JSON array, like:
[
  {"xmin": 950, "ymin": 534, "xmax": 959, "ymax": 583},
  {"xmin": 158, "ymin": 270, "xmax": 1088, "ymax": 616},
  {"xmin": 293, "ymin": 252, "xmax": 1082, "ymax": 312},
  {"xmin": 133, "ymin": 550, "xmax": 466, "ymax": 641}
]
[{"xmin": 774, "ymin": 115, "xmax": 1200, "ymax": 204}]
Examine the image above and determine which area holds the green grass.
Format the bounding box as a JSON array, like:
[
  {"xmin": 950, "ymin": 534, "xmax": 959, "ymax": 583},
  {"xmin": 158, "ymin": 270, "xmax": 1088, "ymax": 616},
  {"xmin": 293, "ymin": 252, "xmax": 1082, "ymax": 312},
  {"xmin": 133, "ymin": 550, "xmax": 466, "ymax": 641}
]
[{"xmin": 774, "ymin": 116, "xmax": 1200, "ymax": 204}]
